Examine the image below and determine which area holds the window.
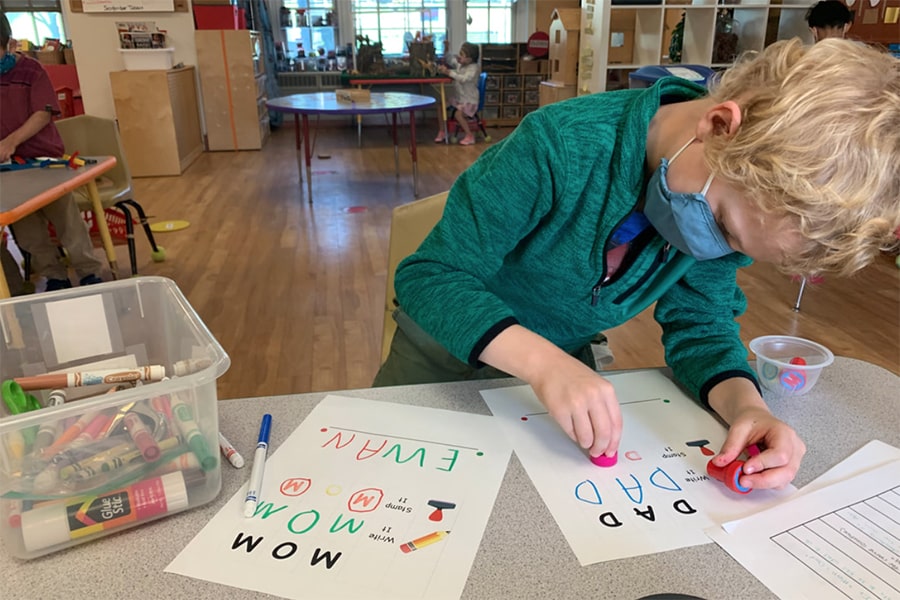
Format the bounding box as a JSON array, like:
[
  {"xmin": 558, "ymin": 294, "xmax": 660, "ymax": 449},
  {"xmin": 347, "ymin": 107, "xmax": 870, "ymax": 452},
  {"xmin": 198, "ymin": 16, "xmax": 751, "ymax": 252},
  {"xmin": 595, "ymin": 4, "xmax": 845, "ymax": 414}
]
[
  {"xmin": 352, "ymin": 0, "xmax": 447, "ymax": 57},
  {"xmin": 466, "ymin": 0, "xmax": 514, "ymax": 45},
  {"xmin": 0, "ymin": 0, "xmax": 66, "ymax": 47},
  {"xmin": 281, "ymin": 0, "xmax": 337, "ymax": 57}
]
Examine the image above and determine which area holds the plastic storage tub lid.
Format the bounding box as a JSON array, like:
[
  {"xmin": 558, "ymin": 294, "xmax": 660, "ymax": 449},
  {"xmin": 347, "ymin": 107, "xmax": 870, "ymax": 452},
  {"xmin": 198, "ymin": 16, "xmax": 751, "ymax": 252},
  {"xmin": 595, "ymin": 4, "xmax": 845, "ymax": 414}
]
[{"xmin": 629, "ymin": 65, "xmax": 716, "ymax": 86}]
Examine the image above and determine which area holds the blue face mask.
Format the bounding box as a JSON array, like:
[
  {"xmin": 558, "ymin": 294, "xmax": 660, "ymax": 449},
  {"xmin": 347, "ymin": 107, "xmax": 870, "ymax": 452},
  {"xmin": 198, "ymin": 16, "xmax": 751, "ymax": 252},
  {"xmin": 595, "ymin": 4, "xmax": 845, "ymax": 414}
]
[
  {"xmin": 643, "ymin": 138, "xmax": 733, "ymax": 261},
  {"xmin": 0, "ymin": 52, "xmax": 15, "ymax": 74}
]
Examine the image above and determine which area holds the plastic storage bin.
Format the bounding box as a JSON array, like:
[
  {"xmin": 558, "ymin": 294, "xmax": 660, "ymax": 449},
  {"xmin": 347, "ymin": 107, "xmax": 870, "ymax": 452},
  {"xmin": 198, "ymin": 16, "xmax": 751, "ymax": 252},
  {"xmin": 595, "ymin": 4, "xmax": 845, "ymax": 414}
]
[
  {"xmin": 0, "ymin": 277, "xmax": 230, "ymax": 559},
  {"xmin": 628, "ymin": 64, "xmax": 717, "ymax": 89},
  {"xmin": 120, "ymin": 48, "xmax": 175, "ymax": 70}
]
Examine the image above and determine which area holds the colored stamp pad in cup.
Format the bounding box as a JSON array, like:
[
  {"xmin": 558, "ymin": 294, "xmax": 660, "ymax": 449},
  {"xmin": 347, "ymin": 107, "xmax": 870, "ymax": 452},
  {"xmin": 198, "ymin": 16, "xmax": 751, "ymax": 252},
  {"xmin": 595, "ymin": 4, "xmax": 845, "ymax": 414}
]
[{"xmin": 590, "ymin": 452, "xmax": 618, "ymax": 467}]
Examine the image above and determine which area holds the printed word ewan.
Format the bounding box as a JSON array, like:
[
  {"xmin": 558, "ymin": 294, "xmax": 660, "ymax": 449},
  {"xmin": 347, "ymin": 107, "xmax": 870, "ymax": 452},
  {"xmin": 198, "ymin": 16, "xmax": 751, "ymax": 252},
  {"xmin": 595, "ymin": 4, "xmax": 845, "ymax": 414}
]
[{"xmin": 320, "ymin": 431, "xmax": 461, "ymax": 472}]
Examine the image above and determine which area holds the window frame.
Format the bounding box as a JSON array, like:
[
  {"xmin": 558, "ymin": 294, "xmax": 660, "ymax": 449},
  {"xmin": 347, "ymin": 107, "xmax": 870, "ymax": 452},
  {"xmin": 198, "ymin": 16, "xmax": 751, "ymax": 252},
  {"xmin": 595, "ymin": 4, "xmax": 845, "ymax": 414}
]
[{"xmin": 0, "ymin": 0, "xmax": 67, "ymax": 47}]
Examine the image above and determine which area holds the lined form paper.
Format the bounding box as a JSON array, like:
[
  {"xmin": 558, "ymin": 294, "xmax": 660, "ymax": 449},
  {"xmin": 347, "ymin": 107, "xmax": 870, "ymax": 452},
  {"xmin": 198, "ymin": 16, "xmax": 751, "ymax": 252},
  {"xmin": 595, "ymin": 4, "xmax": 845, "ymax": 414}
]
[{"xmin": 708, "ymin": 459, "xmax": 900, "ymax": 600}]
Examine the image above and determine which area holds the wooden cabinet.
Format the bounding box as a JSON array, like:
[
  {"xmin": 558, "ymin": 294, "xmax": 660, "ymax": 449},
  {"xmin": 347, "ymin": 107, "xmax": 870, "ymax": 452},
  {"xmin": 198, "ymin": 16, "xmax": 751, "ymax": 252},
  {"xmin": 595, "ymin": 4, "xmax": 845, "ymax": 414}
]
[
  {"xmin": 578, "ymin": 0, "xmax": 816, "ymax": 94},
  {"xmin": 109, "ymin": 66, "xmax": 204, "ymax": 177},
  {"xmin": 481, "ymin": 44, "xmax": 549, "ymax": 127},
  {"xmin": 195, "ymin": 30, "xmax": 269, "ymax": 151}
]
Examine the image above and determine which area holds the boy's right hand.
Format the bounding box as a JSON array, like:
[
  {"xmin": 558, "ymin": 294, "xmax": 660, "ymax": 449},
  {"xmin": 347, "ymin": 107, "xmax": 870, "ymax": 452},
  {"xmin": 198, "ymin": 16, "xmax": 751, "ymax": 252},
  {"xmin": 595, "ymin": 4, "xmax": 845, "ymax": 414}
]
[
  {"xmin": 479, "ymin": 324, "xmax": 622, "ymax": 457},
  {"xmin": 530, "ymin": 357, "xmax": 623, "ymax": 458}
]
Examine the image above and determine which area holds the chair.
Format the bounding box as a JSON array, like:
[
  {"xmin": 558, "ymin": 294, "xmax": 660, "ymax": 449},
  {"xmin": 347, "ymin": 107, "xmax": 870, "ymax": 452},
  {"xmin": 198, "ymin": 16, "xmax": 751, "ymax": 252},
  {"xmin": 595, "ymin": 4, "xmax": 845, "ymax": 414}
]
[
  {"xmin": 54, "ymin": 115, "xmax": 165, "ymax": 276},
  {"xmin": 447, "ymin": 71, "xmax": 491, "ymax": 144},
  {"xmin": 381, "ymin": 191, "xmax": 449, "ymax": 362}
]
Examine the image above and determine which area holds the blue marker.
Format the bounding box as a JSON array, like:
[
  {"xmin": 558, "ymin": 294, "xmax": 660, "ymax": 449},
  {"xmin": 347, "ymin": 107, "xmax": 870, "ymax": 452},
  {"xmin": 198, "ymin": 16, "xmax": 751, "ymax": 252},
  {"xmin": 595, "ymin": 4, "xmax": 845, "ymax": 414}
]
[{"xmin": 243, "ymin": 414, "xmax": 272, "ymax": 518}]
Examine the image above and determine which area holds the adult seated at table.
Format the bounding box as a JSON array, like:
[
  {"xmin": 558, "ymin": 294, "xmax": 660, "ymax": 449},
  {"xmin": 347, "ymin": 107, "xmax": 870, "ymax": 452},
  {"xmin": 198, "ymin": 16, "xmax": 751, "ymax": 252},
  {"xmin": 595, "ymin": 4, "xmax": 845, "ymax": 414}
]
[{"xmin": 0, "ymin": 12, "xmax": 102, "ymax": 291}]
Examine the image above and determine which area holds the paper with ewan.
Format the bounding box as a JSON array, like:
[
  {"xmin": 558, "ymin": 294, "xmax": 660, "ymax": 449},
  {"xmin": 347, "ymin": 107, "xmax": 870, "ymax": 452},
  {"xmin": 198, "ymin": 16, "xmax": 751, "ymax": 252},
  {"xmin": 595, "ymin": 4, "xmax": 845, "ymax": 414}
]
[
  {"xmin": 481, "ymin": 370, "xmax": 796, "ymax": 566},
  {"xmin": 166, "ymin": 396, "xmax": 512, "ymax": 600}
]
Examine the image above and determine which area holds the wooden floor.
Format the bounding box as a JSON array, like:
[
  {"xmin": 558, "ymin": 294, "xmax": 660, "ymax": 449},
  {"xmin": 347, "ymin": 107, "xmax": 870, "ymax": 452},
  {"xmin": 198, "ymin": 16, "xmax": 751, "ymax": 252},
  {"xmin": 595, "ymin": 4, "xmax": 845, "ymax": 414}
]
[{"xmin": 101, "ymin": 123, "xmax": 898, "ymax": 400}]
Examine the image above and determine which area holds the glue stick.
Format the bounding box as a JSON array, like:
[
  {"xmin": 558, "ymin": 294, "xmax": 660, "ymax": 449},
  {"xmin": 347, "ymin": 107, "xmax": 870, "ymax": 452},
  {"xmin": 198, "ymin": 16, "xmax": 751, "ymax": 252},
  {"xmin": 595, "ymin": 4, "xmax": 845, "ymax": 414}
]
[{"xmin": 21, "ymin": 470, "xmax": 192, "ymax": 552}]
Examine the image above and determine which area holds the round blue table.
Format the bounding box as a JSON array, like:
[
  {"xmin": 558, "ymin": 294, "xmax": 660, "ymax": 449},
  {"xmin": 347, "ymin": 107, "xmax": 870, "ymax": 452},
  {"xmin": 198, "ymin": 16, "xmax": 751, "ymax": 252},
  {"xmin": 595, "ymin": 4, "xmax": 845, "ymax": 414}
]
[{"xmin": 266, "ymin": 92, "xmax": 437, "ymax": 203}]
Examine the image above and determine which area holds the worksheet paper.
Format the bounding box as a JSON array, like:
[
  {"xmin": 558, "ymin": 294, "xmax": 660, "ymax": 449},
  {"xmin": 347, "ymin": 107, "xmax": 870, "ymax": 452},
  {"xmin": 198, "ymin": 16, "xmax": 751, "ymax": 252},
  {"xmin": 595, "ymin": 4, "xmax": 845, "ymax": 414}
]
[
  {"xmin": 480, "ymin": 371, "xmax": 795, "ymax": 565},
  {"xmin": 166, "ymin": 396, "xmax": 512, "ymax": 600},
  {"xmin": 707, "ymin": 459, "xmax": 900, "ymax": 600}
]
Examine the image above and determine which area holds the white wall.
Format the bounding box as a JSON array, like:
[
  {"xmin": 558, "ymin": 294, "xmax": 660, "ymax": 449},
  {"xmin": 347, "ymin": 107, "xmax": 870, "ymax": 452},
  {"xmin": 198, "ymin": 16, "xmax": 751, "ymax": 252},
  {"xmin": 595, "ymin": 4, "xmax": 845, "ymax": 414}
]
[{"xmin": 61, "ymin": 7, "xmax": 198, "ymax": 119}]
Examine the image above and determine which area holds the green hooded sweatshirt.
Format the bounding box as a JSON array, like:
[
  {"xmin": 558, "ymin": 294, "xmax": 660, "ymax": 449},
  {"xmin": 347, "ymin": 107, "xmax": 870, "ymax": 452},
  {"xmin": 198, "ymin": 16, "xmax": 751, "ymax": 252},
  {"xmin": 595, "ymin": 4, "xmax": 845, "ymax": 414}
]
[{"xmin": 396, "ymin": 77, "xmax": 758, "ymax": 404}]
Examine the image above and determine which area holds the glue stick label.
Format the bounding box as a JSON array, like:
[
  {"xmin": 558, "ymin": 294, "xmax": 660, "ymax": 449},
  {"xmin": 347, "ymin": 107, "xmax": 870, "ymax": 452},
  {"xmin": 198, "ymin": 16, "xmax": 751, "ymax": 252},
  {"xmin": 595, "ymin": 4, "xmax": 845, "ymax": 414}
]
[
  {"xmin": 22, "ymin": 471, "xmax": 190, "ymax": 553},
  {"xmin": 66, "ymin": 476, "xmax": 169, "ymax": 539}
]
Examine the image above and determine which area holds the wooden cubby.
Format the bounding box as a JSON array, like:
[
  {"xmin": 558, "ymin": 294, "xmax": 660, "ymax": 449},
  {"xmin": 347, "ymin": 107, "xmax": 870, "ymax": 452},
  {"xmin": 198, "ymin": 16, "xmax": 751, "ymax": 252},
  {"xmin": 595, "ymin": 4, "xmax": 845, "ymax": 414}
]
[
  {"xmin": 578, "ymin": 0, "xmax": 817, "ymax": 94},
  {"xmin": 481, "ymin": 43, "xmax": 549, "ymax": 127}
]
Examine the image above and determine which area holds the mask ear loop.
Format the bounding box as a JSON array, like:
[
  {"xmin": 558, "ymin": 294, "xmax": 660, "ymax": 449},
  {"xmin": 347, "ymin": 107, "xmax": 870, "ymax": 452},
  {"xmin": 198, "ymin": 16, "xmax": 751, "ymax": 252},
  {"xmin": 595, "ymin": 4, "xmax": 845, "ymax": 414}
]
[
  {"xmin": 668, "ymin": 137, "xmax": 697, "ymax": 164},
  {"xmin": 700, "ymin": 172, "xmax": 715, "ymax": 196}
]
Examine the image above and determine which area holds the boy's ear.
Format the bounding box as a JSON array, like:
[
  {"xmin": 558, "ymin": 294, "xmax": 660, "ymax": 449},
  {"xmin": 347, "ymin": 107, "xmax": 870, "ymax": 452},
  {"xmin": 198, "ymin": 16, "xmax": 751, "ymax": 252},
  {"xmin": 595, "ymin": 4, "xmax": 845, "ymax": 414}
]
[{"xmin": 696, "ymin": 100, "xmax": 742, "ymax": 140}]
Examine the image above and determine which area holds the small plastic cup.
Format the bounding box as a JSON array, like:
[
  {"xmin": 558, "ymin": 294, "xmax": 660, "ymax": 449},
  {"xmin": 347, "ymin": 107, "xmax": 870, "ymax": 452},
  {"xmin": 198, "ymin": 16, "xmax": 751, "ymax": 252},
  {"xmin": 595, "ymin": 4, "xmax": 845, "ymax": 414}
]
[{"xmin": 749, "ymin": 335, "xmax": 834, "ymax": 398}]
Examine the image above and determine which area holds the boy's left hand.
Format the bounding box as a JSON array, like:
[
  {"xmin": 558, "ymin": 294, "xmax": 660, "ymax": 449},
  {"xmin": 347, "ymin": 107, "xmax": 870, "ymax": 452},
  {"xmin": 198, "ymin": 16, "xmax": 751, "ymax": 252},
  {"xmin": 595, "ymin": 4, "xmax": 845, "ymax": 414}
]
[{"xmin": 711, "ymin": 405, "xmax": 806, "ymax": 490}]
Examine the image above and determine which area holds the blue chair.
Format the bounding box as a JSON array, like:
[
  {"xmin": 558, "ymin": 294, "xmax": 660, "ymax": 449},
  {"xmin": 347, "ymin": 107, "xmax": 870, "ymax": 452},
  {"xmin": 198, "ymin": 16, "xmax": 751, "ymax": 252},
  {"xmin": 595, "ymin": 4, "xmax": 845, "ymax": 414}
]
[{"xmin": 448, "ymin": 71, "xmax": 492, "ymax": 143}]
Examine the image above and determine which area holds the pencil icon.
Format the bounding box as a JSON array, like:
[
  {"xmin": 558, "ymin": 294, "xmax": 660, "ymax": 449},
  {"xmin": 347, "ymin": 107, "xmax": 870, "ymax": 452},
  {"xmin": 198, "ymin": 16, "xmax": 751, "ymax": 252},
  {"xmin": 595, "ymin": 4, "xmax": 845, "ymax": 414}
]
[{"xmin": 399, "ymin": 530, "xmax": 450, "ymax": 553}]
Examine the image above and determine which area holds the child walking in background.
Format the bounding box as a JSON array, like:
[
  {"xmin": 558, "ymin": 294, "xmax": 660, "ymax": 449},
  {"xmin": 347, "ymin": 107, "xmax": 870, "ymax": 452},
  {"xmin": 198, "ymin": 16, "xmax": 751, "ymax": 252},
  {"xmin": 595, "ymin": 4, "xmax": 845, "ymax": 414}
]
[
  {"xmin": 0, "ymin": 12, "xmax": 103, "ymax": 292},
  {"xmin": 435, "ymin": 42, "xmax": 481, "ymax": 146}
]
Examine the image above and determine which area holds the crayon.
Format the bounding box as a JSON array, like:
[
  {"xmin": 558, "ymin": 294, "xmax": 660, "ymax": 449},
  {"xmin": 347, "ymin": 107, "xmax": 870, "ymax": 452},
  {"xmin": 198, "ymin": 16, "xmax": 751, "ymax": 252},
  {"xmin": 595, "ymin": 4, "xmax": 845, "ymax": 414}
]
[
  {"xmin": 57, "ymin": 440, "xmax": 137, "ymax": 481},
  {"xmin": 123, "ymin": 412, "xmax": 161, "ymax": 461},
  {"xmin": 14, "ymin": 366, "xmax": 166, "ymax": 391},
  {"xmin": 169, "ymin": 396, "xmax": 216, "ymax": 472},
  {"xmin": 149, "ymin": 450, "xmax": 200, "ymax": 477},
  {"xmin": 399, "ymin": 530, "xmax": 450, "ymax": 553},
  {"xmin": 42, "ymin": 411, "xmax": 100, "ymax": 457},
  {"xmin": 64, "ymin": 437, "xmax": 179, "ymax": 482},
  {"xmin": 69, "ymin": 413, "xmax": 113, "ymax": 448},
  {"xmin": 218, "ymin": 432, "xmax": 245, "ymax": 468}
]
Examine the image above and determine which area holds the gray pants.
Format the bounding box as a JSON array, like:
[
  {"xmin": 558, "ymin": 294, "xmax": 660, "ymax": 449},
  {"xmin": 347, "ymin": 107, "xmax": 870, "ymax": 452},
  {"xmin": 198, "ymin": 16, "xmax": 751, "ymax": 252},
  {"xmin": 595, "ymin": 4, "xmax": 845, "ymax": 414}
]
[
  {"xmin": 373, "ymin": 309, "xmax": 597, "ymax": 387},
  {"xmin": 11, "ymin": 192, "xmax": 103, "ymax": 281}
]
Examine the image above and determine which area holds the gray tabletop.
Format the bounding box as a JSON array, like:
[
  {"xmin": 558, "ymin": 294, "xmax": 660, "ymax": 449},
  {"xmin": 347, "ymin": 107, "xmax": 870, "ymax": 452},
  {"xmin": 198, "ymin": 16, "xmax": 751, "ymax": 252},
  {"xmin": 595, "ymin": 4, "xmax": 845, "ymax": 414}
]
[{"xmin": 2, "ymin": 357, "xmax": 898, "ymax": 600}]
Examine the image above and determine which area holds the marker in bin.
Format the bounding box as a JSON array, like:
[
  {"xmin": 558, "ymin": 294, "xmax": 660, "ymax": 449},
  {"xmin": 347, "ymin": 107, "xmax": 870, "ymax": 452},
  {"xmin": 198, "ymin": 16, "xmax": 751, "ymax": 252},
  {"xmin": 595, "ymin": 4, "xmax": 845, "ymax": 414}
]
[{"xmin": 243, "ymin": 414, "xmax": 272, "ymax": 518}]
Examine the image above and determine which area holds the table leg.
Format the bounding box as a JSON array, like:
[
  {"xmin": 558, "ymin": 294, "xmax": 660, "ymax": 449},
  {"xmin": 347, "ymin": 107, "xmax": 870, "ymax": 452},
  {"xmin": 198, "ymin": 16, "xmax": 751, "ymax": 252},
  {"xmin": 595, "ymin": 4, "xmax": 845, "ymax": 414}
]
[
  {"xmin": 439, "ymin": 83, "xmax": 449, "ymax": 144},
  {"xmin": 357, "ymin": 84, "xmax": 363, "ymax": 147},
  {"xmin": 293, "ymin": 114, "xmax": 303, "ymax": 185},
  {"xmin": 392, "ymin": 113, "xmax": 399, "ymax": 178},
  {"xmin": 0, "ymin": 258, "xmax": 10, "ymax": 299},
  {"xmin": 302, "ymin": 114, "xmax": 313, "ymax": 204},
  {"xmin": 409, "ymin": 110, "xmax": 420, "ymax": 198},
  {"xmin": 86, "ymin": 179, "xmax": 118, "ymax": 279}
]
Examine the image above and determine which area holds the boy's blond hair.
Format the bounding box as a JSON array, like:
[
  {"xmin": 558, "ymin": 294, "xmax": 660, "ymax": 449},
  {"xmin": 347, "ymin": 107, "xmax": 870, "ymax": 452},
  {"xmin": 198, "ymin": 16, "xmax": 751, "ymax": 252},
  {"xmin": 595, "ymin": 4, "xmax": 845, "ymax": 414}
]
[{"xmin": 704, "ymin": 38, "xmax": 899, "ymax": 277}]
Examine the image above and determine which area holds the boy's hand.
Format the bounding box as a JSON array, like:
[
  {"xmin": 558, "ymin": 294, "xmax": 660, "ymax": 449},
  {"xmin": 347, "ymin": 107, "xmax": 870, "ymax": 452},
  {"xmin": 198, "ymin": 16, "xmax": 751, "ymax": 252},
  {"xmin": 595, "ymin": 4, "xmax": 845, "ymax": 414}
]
[
  {"xmin": 707, "ymin": 378, "xmax": 806, "ymax": 490},
  {"xmin": 530, "ymin": 358, "xmax": 623, "ymax": 458},
  {"xmin": 711, "ymin": 406, "xmax": 806, "ymax": 490},
  {"xmin": 479, "ymin": 325, "xmax": 622, "ymax": 458}
]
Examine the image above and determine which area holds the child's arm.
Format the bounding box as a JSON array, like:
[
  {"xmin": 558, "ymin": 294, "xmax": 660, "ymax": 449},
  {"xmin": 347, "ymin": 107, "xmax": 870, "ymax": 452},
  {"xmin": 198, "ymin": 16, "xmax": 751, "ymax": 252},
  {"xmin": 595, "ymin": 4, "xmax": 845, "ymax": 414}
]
[
  {"xmin": 448, "ymin": 64, "xmax": 479, "ymax": 84},
  {"xmin": 0, "ymin": 110, "xmax": 53, "ymax": 162}
]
